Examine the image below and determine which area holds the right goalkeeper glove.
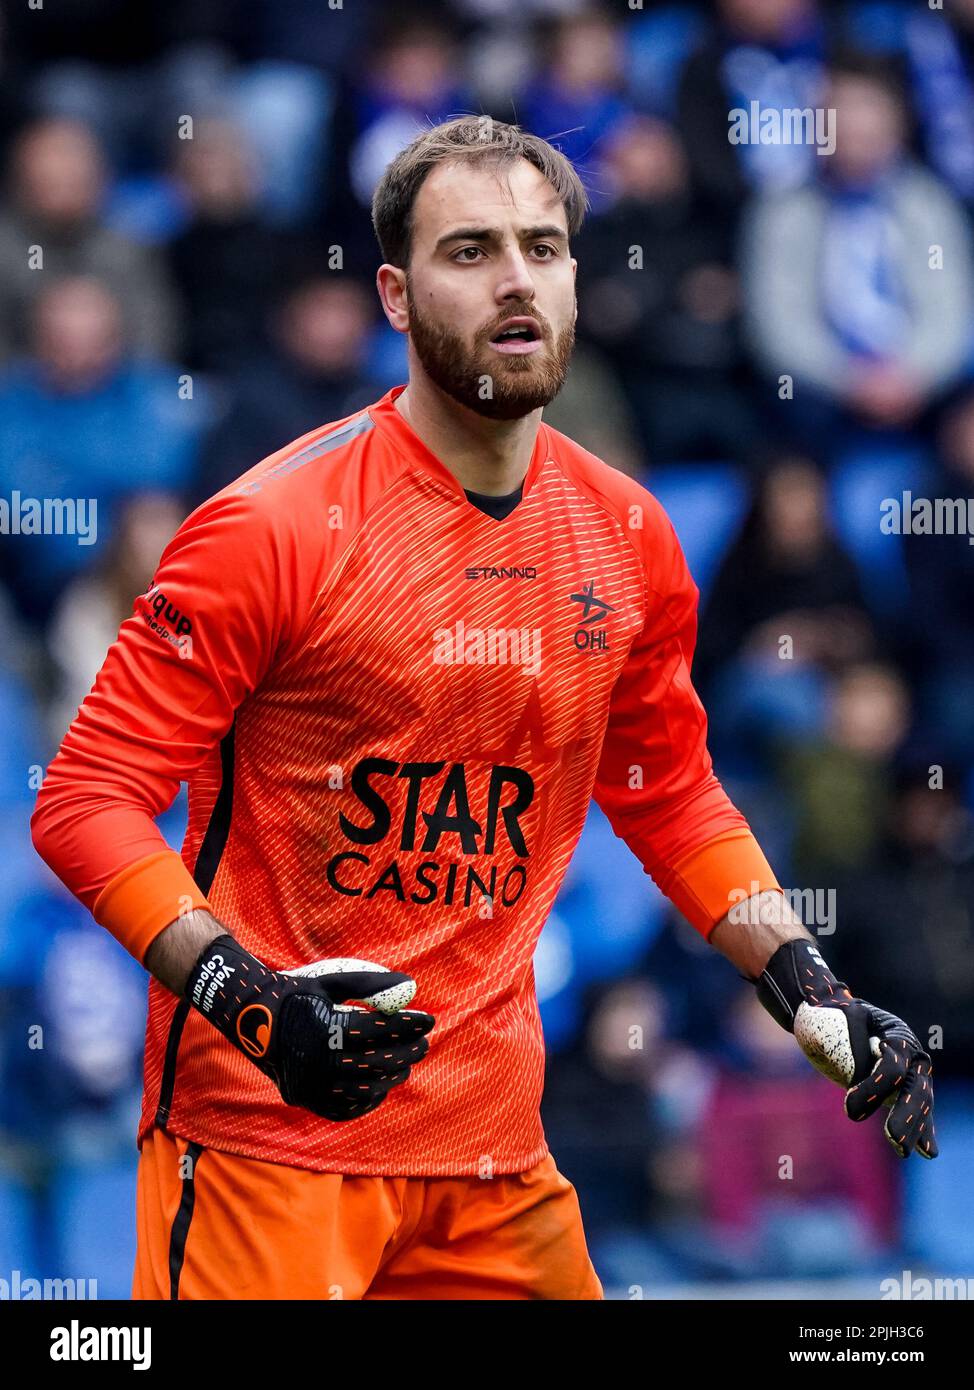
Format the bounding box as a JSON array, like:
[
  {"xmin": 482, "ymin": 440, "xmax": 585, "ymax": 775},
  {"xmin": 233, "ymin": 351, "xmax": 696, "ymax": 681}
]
[
  {"xmin": 754, "ymin": 938, "xmax": 937, "ymax": 1159},
  {"xmin": 185, "ymin": 934, "xmax": 434, "ymax": 1122}
]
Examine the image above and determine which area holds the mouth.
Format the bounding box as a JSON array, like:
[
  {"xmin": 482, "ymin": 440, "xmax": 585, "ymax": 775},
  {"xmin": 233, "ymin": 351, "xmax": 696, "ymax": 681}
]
[{"xmin": 488, "ymin": 316, "xmax": 544, "ymax": 355}]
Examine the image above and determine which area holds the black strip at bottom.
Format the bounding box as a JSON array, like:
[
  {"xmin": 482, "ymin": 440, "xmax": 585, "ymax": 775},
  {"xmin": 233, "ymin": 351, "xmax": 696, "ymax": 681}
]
[{"xmin": 169, "ymin": 1141, "xmax": 204, "ymax": 1301}]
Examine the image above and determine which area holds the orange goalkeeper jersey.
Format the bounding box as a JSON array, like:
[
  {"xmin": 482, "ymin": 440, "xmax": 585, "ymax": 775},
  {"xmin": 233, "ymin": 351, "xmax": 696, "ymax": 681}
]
[{"xmin": 31, "ymin": 384, "xmax": 777, "ymax": 1176}]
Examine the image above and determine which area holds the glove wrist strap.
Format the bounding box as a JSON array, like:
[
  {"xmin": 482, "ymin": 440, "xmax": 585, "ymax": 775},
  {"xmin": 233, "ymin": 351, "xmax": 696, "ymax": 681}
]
[
  {"xmin": 184, "ymin": 934, "xmax": 290, "ymax": 1071},
  {"xmin": 754, "ymin": 938, "xmax": 851, "ymax": 1033}
]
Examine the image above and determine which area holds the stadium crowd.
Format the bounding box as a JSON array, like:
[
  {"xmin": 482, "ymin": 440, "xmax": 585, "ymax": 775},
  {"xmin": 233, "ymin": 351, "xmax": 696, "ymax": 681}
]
[{"xmin": 1, "ymin": 0, "xmax": 973, "ymax": 1294}]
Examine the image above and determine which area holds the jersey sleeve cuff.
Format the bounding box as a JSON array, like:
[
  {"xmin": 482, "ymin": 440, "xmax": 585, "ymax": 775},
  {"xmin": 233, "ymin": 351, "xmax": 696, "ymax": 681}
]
[
  {"xmin": 92, "ymin": 850, "xmax": 213, "ymax": 962},
  {"xmin": 658, "ymin": 828, "xmax": 781, "ymax": 939}
]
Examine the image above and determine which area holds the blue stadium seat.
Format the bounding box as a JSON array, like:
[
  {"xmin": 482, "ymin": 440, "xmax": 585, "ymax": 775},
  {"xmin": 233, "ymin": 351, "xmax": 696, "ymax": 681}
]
[
  {"xmin": 555, "ymin": 803, "xmax": 667, "ymax": 984},
  {"xmin": 0, "ymin": 1178, "xmax": 39, "ymax": 1275},
  {"xmin": 648, "ymin": 463, "xmax": 749, "ymax": 602},
  {"xmin": 901, "ymin": 1081, "xmax": 974, "ymax": 1271},
  {"xmin": 829, "ymin": 444, "xmax": 932, "ymax": 616},
  {"xmin": 0, "ymin": 674, "xmax": 45, "ymax": 806},
  {"xmin": 841, "ymin": 1, "xmax": 913, "ymax": 54},
  {"xmin": 50, "ymin": 1159, "xmax": 139, "ymax": 1299},
  {"xmin": 540, "ymin": 803, "xmax": 669, "ymax": 1051},
  {"xmin": 366, "ymin": 322, "xmax": 409, "ymax": 390},
  {"xmin": 626, "ymin": 5, "xmax": 707, "ymax": 117}
]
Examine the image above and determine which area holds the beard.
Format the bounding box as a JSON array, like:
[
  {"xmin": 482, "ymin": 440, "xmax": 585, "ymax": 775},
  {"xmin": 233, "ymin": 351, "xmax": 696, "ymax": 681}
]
[{"xmin": 405, "ymin": 282, "xmax": 575, "ymax": 421}]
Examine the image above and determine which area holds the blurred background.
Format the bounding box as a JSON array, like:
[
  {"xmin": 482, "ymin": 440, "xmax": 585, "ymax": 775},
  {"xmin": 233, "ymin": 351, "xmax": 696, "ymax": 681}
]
[{"xmin": 1, "ymin": 0, "xmax": 973, "ymax": 1299}]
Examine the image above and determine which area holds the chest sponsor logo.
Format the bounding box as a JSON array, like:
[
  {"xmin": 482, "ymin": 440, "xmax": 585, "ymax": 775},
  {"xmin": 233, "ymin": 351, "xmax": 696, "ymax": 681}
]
[
  {"xmin": 325, "ymin": 759, "xmax": 534, "ymax": 912},
  {"xmin": 569, "ymin": 580, "xmax": 615, "ymax": 651}
]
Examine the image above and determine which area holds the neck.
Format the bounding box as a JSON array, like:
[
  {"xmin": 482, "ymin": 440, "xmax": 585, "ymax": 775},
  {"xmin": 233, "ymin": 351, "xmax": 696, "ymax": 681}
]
[{"xmin": 395, "ymin": 371, "xmax": 542, "ymax": 497}]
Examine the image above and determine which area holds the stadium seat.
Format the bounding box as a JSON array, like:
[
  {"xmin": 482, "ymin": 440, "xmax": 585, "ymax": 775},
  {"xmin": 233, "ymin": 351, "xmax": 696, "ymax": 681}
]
[
  {"xmin": 556, "ymin": 803, "xmax": 668, "ymax": 983},
  {"xmin": 626, "ymin": 5, "xmax": 707, "ymax": 117},
  {"xmin": 50, "ymin": 1159, "xmax": 139, "ymax": 1300},
  {"xmin": 840, "ymin": 1, "xmax": 913, "ymax": 54},
  {"xmin": 901, "ymin": 1081, "xmax": 974, "ymax": 1271},
  {"xmin": 0, "ymin": 1179, "xmax": 39, "ymax": 1276},
  {"xmin": 0, "ymin": 674, "xmax": 45, "ymax": 806},
  {"xmin": 648, "ymin": 463, "xmax": 749, "ymax": 602},
  {"xmin": 829, "ymin": 444, "xmax": 932, "ymax": 615},
  {"xmin": 366, "ymin": 321, "xmax": 409, "ymax": 390}
]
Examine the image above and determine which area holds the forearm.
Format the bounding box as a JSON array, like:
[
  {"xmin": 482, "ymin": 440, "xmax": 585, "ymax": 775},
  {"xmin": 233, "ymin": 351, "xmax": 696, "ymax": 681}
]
[
  {"xmin": 709, "ymin": 888, "xmax": 811, "ymax": 979},
  {"xmin": 144, "ymin": 907, "xmax": 226, "ymax": 995}
]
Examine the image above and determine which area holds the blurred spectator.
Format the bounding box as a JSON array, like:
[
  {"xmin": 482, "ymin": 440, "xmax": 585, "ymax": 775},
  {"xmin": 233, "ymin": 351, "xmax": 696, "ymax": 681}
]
[
  {"xmin": 545, "ymin": 947, "xmax": 900, "ymax": 1283},
  {"xmin": 0, "ymin": 277, "xmax": 202, "ymax": 627},
  {"xmin": 0, "ymin": 888, "xmax": 147, "ymax": 1276},
  {"xmin": 45, "ymin": 492, "xmax": 183, "ymax": 744},
  {"xmin": 903, "ymin": 390, "xmax": 974, "ymax": 764},
  {"xmin": 193, "ymin": 273, "xmax": 383, "ymax": 501},
  {"xmin": 677, "ymin": 0, "xmax": 831, "ymax": 216},
  {"xmin": 903, "ymin": 0, "xmax": 974, "ymax": 204},
  {"xmin": 830, "ymin": 762, "xmax": 974, "ymax": 1079},
  {"xmin": 227, "ymin": 0, "xmax": 360, "ymax": 230},
  {"xmin": 239, "ymin": 0, "xmax": 378, "ymax": 78},
  {"xmin": 742, "ymin": 56, "xmax": 974, "ymax": 448},
  {"xmin": 779, "ymin": 662, "xmax": 912, "ymax": 877},
  {"xmin": 542, "ymin": 976, "xmax": 667, "ymax": 1241},
  {"xmin": 696, "ymin": 456, "xmax": 874, "ymax": 700},
  {"xmin": 0, "ymin": 10, "xmax": 32, "ymax": 169},
  {"xmin": 574, "ymin": 114, "xmax": 758, "ymax": 461},
  {"xmin": 518, "ymin": 9, "xmax": 633, "ymax": 204},
  {"xmin": 541, "ymin": 342, "xmax": 644, "ymax": 477},
  {"xmin": 698, "ymin": 988, "xmax": 899, "ymax": 1272},
  {"xmin": 167, "ymin": 118, "xmax": 289, "ymax": 372},
  {"xmin": 841, "ymin": 0, "xmax": 974, "ymax": 205},
  {"xmin": 7, "ymin": 0, "xmax": 244, "ymax": 172},
  {"xmin": 0, "ymin": 118, "xmax": 177, "ymax": 362},
  {"xmin": 322, "ymin": 15, "xmax": 472, "ymax": 272}
]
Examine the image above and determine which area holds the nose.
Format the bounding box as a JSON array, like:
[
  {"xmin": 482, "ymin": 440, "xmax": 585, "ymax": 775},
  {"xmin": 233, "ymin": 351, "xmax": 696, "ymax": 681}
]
[{"xmin": 494, "ymin": 246, "xmax": 537, "ymax": 306}]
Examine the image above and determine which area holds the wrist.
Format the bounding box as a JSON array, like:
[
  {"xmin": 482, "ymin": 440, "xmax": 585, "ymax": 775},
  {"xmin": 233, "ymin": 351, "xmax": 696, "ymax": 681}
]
[
  {"xmin": 184, "ymin": 934, "xmax": 291, "ymax": 1070},
  {"xmin": 754, "ymin": 938, "xmax": 854, "ymax": 1032}
]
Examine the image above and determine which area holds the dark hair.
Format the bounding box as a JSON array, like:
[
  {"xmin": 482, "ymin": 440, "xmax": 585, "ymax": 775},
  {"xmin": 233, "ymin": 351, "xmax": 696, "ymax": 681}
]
[
  {"xmin": 371, "ymin": 114, "xmax": 589, "ymax": 269},
  {"xmin": 827, "ymin": 47, "xmax": 910, "ymax": 108}
]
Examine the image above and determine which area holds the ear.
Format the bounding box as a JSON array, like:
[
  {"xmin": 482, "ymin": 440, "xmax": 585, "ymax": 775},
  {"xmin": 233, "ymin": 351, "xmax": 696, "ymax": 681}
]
[{"xmin": 376, "ymin": 264, "xmax": 410, "ymax": 335}]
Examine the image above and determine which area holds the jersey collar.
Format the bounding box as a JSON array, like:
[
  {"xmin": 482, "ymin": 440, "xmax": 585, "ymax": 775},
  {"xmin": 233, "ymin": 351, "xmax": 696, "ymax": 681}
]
[{"xmin": 368, "ymin": 384, "xmax": 550, "ymax": 505}]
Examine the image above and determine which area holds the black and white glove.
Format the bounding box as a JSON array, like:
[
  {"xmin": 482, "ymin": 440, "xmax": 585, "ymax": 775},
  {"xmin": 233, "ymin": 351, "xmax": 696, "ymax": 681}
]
[
  {"xmin": 185, "ymin": 935, "xmax": 434, "ymax": 1121},
  {"xmin": 754, "ymin": 938, "xmax": 937, "ymax": 1159}
]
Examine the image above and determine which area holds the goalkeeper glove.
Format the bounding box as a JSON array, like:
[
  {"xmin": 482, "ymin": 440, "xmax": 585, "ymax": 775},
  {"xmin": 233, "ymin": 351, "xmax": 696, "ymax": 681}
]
[
  {"xmin": 753, "ymin": 938, "xmax": 937, "ymax": 1159},
  {"xmin": 185, "ymin": 935, "xmax": 434, "ymax": 1122}
]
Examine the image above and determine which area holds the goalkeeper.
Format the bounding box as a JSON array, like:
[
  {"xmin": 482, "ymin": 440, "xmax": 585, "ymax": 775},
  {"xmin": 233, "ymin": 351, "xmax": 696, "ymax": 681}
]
[{"xmin": 31, "ymin": 115, "xmax": 934, "ymax": 1302}]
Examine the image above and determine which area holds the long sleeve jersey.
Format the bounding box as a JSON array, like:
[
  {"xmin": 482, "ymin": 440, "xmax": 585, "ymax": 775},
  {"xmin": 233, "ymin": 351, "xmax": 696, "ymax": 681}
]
[{"xmin": 31, "ymin": 384, "xmax": 777, "ymax": 1176}]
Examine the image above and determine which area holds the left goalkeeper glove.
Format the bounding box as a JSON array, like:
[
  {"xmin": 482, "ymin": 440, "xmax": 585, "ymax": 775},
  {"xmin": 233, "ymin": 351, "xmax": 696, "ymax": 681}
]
[{"xmin": 753, "ymin": 938, "xmax": 938, "ymax": 1159}]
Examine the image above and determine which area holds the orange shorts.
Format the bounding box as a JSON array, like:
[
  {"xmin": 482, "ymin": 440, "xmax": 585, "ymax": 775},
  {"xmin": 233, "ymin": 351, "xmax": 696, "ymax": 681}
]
[{"xmin": 132, "ymin": 1126, "xmax": 604, "ymax": 1300}]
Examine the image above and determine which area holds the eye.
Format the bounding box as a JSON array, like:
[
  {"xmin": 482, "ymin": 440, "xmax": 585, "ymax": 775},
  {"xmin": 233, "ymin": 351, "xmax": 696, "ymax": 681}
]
[
  {"xmin": 453, "ymin": 246, "xmax": 485, "ymax": 262},
  {"xmin": 531, "ymin": 244, "xmax": 559, "ymax": 259}
]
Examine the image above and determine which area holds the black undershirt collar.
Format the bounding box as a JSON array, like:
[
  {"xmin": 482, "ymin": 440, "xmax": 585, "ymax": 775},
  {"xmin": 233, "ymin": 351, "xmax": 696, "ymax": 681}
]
[{"xmin": 463, "ymin": 483, "xmax": 524, "ymax": 521}]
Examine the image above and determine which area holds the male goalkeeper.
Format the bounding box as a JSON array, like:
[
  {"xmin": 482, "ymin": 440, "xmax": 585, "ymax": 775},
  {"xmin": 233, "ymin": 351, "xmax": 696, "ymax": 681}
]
[{"xmin": 31, "ymin": 117, "xmax": 936, "ymax": 1302}]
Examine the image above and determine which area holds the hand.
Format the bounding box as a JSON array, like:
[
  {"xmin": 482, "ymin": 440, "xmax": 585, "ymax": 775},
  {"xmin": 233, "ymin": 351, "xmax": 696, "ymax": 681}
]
[
  {"xmin": 755, "ymin": 939, "xmax": 937, "ymax": 1159},
  {"xmin": 185, "ymin": 936, "xmax": 435, "ymax": 1122},
  {"xmin": 793, "ymin": 995, "xmax": 937, "ymax": 1158}
]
